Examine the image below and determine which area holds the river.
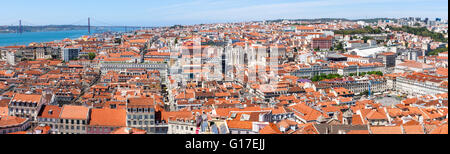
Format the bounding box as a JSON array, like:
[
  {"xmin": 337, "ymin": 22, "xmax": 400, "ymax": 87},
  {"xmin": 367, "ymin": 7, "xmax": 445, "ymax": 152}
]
[{"xmin": 0, "ymin": 27, "xmax": 136, "ymax": 47}]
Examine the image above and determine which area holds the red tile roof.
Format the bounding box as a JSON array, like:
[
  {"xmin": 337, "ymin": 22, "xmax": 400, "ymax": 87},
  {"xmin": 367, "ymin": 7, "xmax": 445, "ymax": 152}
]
[
  {"xmin": 60, "ymin": 105, "xmax": 90, "ymax": 120},
  {"xmin": 39, "ymin": 105, "xmax": 62, "ymax": 119},
  {"xmin": 89, "ymin": 108, "xmax": 127, "ymax": 127},
  {"xmin": 0, "ymin": 116, "xmax": 28, "ymax": 128},
  {"xmin": 12, "ymin": 93, "xmax": 42, "ymax": 104},
  {"xmin": 403, "ymin": 125, "xmax": 425, "ymax": 134},
  {"xmin": 370, "ymin": 126, "xmax": 403, "ymax": 134},
  {"xmin": 110, "ymin": 127, "xmax": 146, "ymax": 134},
  {"xmin": 259, "ymin": 123, "xmax": 282, "ymax": 134},
  {"xmin": 226, "ymin": 120, "xmax": 253, "ymax": 130},
  {"xmin": 347, "ymin": 130, "xmax": 370, "ymax": 134}
]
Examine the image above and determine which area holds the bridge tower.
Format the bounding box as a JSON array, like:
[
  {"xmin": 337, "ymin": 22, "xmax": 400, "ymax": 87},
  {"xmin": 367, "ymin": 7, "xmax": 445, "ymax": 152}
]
[
  {"xmin": 19, "ymin": 20, "xmax": 22, "ymax": 34},
  {"xmin": 88, "ymin": 17, "xmax": 91, "ymax": 34}
]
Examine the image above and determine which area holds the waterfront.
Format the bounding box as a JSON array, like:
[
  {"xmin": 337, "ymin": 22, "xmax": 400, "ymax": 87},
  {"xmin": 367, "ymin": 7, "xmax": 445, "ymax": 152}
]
[{"xmin": 0, "ymin": 27, "xmax": 133, "ymax": 47}]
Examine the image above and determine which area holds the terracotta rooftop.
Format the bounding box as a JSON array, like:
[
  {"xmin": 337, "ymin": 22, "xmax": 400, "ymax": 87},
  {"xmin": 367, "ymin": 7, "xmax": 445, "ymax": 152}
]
[
  {"xmin": 259, "ymin": 123, "xmax": 282, "ymax": 134},
  {"xmin": 11, "ymin": 93, "xmax": 42, "ymax": 104},
  {"xmin": 38, "ymin": 105, "xmax": 62, "ymax": 119},
  {"xmin": 370, "ymin": 126, "xmax": 403, "ymax": 134},
  {"xmin": 59, "ymin": 105, "xmax": 90, "ymax": 120},
  {"xmin": 89, "ymin": 108, "xmax": 127, "ymax": 127},
  {"xmin": 0, "ymin": 116, "xmax": 28, "ymax": 128},
  {"xmin": 110, "ymin": 127, "xmax": 146, "ymax": 134}
]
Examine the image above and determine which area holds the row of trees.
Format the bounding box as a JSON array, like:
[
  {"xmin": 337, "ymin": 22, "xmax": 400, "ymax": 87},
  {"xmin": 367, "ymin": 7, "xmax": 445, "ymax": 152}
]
[
  {"xmin": 427, "ymin": 47, "xmax": 448, "ymax": 56},
  {"xmin": 334, "ymin": 26, "xmax": 383, "ymax": 35},
  {"xmin": 387, "ymin": 25, "xmax": 448, "ymax": 42},
  {"xmin": 311, "ymin": 73, "xmax": 342, "ymax": 82},
  {"xmin": 311, "ymin": 71, "xmax": 383, "ymax": 82},
  {"xmin": 349, "ymin": 71, "xmax": 383, "ymax": 77}
]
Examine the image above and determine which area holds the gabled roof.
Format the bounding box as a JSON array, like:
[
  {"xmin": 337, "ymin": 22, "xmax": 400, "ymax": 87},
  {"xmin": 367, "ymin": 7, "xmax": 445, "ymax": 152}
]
[
  {"xmin": 89, "ymin": 108, "xmax": 126, "ymax": 127},
  {"xmin": 429, "ymin": 123, "xmax": 448, "ymax": 134},
  {"xmin": 38, "ymin": 105, "xmax": 62, "ymax": 119},
  {"xmin": 59, "ymin": 105, "xmax": 90, "ymax": 120},
  {"xmin": 403, "ymin": 125, "xmax": 425, "ymax": 134},
  {"xmin": 226, "ymin": 120, "xmax": 253, "ymax": 130},
  {"xmin": 370, "ymin": 126, "xmax": 403, "ymax": 134},
  {"xmin": 11, "ymin": 93, "xmax": 42, "ymax": 104},
  {"xmin": 259, "ymin": 123, "xmax": 282, "ymax": 134}
]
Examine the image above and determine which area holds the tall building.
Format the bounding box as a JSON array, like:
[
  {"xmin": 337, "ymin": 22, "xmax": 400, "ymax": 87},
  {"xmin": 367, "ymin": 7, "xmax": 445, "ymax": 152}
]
[
  {"xmin": 376, "ymin": 52, "xmax": 397, "ymax": 68},
  {"xmin": 61, "ymin": 48, "xmax": 80, "ymax": 62},
  {"xmin": 312, "ymin": 36, "xmax": 333, "ymax": 50}
]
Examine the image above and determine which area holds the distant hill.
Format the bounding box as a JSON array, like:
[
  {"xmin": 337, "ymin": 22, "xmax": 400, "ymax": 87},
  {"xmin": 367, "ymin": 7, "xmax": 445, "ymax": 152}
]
[{"xmin": 266, "ymin": 18, "xmax": 398, "ymax": 23}]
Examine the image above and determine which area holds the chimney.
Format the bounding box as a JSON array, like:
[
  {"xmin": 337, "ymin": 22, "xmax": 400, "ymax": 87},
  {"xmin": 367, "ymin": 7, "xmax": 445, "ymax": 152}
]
[{"xmin": 48, "ymin": 110, "xmax": 53, "ymax": 115}]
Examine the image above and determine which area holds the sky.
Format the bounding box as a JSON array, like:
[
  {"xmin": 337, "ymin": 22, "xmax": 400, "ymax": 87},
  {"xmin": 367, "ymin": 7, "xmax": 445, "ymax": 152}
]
[{"xmin": 0, "ymin": 0, "xmax": 448, "ymax": 27}]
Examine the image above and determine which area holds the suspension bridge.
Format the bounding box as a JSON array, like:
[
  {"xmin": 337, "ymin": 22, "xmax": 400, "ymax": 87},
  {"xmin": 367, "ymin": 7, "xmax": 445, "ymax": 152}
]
[{"xmin": 2, "ymin": 17, "xmax": 154, "ymax": 34}]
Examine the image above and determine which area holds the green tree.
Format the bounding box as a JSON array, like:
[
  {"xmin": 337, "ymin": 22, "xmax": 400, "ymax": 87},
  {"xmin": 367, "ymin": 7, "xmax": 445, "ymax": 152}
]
[
  {"xmin": 361, "ymin": 90, "xmax": 369, "ymax": 96},
  {"xmin": 362, "ymin": 36, "xmax": 373, "ymax": 43},
  {"xmin": 427, "ymin": 47, "xmax": 448, "ymax": 56},
  {"xmin": 88, "ymin": 52, "xmax": 96, "ymax": 60},
  {"xmin": 336, "ymin": 42, "xmax": 344, "ymax": 51}
]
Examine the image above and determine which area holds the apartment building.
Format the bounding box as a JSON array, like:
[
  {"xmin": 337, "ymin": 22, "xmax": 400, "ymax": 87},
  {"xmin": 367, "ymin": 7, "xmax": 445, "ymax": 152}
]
[
  {"xmin": 8, "ymin": 93, "xmax": 45, "ymax": 122},
  {"xmin": 311, "ymin": 36, "xmax": 333, "ymax": 50},
  {"xmin": 396, "ymin": 73, "xmax": 448, "ymax": 96},
  {"xmin": 126, "ymin": 97, "xmax": 156, "ymax": 133},
  {"xmin": 36, "ymin": 105, "xmax": 62, "ymax": 133},
  {"xmin": 88, "ymin": 108, "xmax": 126, "ymax": 134},
  {"xmin": 58, "ymin": 105, "xmax": 90, "ymax": 134},
  {"xmin": 0, "ymin": 116, "xmax": 31, "ymax": 134}
]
